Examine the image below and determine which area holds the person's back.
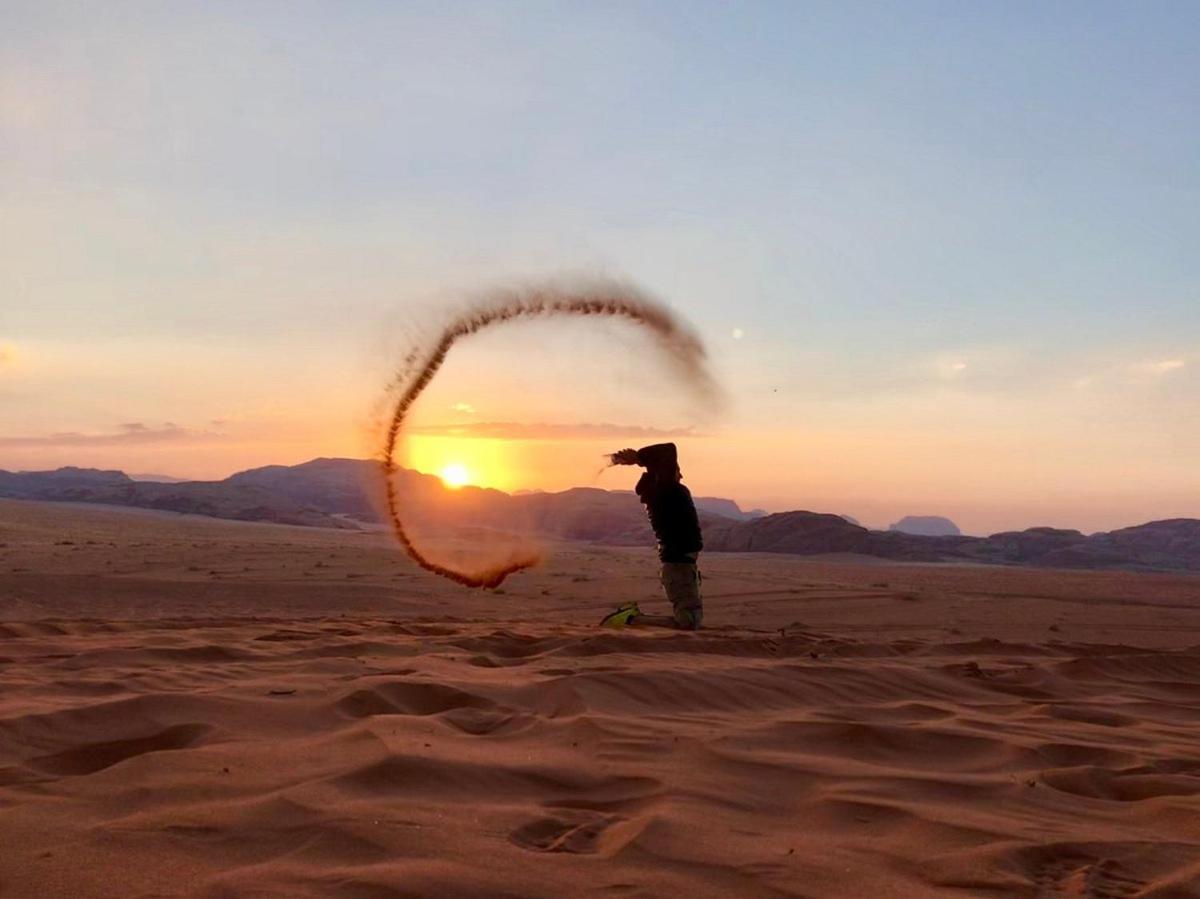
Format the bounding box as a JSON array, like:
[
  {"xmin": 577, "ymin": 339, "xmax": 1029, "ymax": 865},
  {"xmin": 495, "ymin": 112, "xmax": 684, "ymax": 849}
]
[{"xmin": 637, "ymin": 469, "xmax": 703, "ymax": 564}]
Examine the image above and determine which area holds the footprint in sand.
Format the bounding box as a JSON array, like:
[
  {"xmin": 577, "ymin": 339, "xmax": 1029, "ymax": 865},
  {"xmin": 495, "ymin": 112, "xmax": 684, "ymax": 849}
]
[
  {"xmin": 334, "ymin": 681, "xmax": 498, "ymax": 718},
  {"xmin": 509, "ymin": 811, "xmax": 646, "ymax": 855},
  {"xmin": 1039, "ymin": 763, "xmax": 1200, "ymax": 802},
  {"xmin": 1021, "ymin": 842, "xmax": 1152, "ymax": 898},
  {"xmin": 1034, "ymin": 856, "xmax": 1144, "ymax": 898}
]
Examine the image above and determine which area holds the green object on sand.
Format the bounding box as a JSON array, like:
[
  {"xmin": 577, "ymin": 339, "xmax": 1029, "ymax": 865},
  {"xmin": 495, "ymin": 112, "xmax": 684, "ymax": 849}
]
[{"xmin": 600, "ymin": 602, "xmax": 640, "ymax": 628}]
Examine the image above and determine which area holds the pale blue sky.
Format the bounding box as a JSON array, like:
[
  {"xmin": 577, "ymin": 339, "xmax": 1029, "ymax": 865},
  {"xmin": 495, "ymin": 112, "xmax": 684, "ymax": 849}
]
[{"xmin": 2, "ymin": 2, "xmax": 1197, "ymax": 532}]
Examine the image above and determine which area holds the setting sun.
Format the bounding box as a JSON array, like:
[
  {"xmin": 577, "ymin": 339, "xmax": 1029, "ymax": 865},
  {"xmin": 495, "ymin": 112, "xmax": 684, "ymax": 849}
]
[
  {"xmin": 440, "ymin": 463, "xmax": 470, "ymax": 489},
  {"xmin": 406, "ymin": 436, "xmax": 514, "ymax": 492}
]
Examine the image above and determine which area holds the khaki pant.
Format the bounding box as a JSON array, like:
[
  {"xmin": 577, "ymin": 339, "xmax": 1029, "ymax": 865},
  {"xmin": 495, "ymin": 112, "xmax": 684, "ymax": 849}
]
[{"xmin": 661, "ymin": 555, "xmax": 702, "ymax": 629}]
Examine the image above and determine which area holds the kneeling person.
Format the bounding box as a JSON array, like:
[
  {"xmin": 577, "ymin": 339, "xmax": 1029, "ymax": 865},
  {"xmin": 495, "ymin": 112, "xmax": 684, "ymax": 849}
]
[{"xmin": 604, "ymin": 443, "xmax": 703, "ymax": 629}]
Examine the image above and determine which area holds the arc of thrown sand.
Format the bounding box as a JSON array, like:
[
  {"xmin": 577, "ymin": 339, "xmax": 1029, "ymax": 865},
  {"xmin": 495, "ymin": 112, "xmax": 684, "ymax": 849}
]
[{"xmin": 381, "ymin": 281, "xmax": 719, "ymax": 589}]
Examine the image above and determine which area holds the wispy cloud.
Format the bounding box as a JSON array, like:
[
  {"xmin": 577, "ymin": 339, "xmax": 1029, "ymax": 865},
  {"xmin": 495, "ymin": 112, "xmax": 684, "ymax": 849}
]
[
  {"xmin": 409, "ymin": 421, "xmax": 699, "ymax": 440},
  {"xmin": 1127, "ymin": 358, "xmax": 1186, "ymax": 379},
  {"xmin": 450, "ymin": 402, "xmax": 476, "ymax": 414},
  {"xmin": 917, "ymin": 346, "xmax": 1195, "ymax": 398},
  {"xmin": 1064, "ymin": 349, "xmax": 1195, "ymax": 393},
  {"xmin": 934, "ymin": 358, "xmax": 969, "ymax": 380},
  {"xmin": 0, "ymin": 422, "xmax": 220, "ymax": 447}
]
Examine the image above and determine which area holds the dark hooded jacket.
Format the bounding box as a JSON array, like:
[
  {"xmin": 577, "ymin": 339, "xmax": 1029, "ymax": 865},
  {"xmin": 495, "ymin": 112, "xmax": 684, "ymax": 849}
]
[{"xmin": 633, "ymin": 443, "xmax": 703, "ymax": 563}]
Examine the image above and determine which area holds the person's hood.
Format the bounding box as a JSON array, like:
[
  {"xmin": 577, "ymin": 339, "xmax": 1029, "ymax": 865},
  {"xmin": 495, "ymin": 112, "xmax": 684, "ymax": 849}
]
[
  {"xmin": 634, "ymin": 443, "xmax": 680, "ymax": 504},
  {"xmin": 635, "ymin": 442, "xmax": 678, "ymax": 473}
]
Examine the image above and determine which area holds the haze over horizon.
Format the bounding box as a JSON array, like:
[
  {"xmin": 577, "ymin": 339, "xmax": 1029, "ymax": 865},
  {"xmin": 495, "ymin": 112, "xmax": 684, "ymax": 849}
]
[{"xmin": 3, "ymin": 2, "xmax": 1197, "ymax": 536}]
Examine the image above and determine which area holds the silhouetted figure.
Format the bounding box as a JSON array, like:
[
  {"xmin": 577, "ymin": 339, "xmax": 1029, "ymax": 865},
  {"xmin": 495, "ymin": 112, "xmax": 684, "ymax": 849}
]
[{"xmin": 609, "ymin": 442, "xmax": 703, "ymax": 629}]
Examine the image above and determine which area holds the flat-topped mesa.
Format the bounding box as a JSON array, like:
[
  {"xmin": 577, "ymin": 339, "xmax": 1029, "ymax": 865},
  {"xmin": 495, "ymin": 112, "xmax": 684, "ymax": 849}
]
[
  {"xmin": 0, "ymin": 467, "xmax": 132, "ymax": 493},
  {"xmin": 889, "ymin": 515, "xmax": 962, "ymax": 537}
]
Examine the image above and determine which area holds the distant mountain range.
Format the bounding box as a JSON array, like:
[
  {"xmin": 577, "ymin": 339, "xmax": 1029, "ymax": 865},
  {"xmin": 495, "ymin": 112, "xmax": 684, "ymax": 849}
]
[
  {"xmin": 703, "ymin": 512, "xmax": 1200, "ymax": 572},
  {"xmin": 1, "ymin": 459, "xmax": 1197, "ymax": 572}
]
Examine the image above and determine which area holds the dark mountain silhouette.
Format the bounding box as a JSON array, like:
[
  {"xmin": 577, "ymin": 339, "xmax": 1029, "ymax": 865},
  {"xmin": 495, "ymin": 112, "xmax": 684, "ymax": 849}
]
[
  {"xmin": 0, "ymin": 464, "xmax": 355, "ymax": 529},
  {"xmin": 693, "ymin": 496, "xmax": 766, "ymax": 521},
  {"xmin": 0, "ymin": 466, "xmax": 131, "ymax": 492},
  {"xmin": 889, "ymin": 515, "xmax": 962, "ymax": 537},
  {"xmin": 703, "ymin": 512, "xmax": 1200, "ymax": 572},
  {"xmin": 226, "ymin": 458, "xmax": 390, "ymax": 520},
  {"xmin": 2, "ymin": 459, "xmax": 1197, "ymax": 572}
]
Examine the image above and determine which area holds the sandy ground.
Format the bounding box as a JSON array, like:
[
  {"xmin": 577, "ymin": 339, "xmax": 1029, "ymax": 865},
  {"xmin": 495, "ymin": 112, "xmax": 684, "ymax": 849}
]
[{"xmin": 2, "ymin": 498, "xmax": 1200, "ymax": 898}]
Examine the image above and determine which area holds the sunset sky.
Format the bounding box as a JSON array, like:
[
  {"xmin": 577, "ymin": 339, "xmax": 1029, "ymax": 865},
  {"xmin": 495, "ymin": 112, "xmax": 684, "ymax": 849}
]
[{"xmin": 3, "ymin": 2, "xmax": 1197, "ymax": 535}]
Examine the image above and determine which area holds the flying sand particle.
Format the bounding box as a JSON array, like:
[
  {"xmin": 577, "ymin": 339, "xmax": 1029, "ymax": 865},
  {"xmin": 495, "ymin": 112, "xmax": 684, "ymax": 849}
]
[{"xmin": 380, "ymin": 278, "xmax": 720, "ymax": 589}]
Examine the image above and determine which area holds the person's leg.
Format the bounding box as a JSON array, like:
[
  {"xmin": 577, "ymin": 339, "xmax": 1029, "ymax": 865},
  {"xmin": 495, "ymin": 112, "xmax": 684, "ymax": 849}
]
[{"xmin": 661, "ymin": 557, "xmax": 702, "ymax": 630}]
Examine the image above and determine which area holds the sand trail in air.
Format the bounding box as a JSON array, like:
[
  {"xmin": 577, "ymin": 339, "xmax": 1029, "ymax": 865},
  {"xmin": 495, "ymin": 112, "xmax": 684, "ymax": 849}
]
[
  {"xmin": 4, "ymin": 500, "xmax": 1200, "ymax": 897},
  {"xmin": 380, "ymin": 279, "xmax": 720, "ymax": 588}
]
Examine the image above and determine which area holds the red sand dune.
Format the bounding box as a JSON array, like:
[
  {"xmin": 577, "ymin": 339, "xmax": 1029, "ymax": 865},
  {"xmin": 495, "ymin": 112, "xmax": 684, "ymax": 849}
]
[{"xmin": 2, "ymin": 499, "xmax": 1200, "ymax": 897}]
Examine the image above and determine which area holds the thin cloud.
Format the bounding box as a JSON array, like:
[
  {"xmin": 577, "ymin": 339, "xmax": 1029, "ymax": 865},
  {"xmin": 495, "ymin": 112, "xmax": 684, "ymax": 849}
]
[
  {"xmin": 450, "ymin": 402, "xmax": 476, "ymax": 414},
  {"xmin": 923, "ymin": 346, "xmax": 1028, "ymax": 387},
  {"xmin": 408, "ymin": 421, "xmax": 700, "ymax": 440},
  {"xmin": 0, "ymin": 422, "xmax": 219, "ymax": 448},
  {"xmin": 934, "ymin": 359, "xmax": 969, "ymax": 379},
  {"xmin": 1128, "ymin": 358, "xmax": 1186, "ymax": 378}
]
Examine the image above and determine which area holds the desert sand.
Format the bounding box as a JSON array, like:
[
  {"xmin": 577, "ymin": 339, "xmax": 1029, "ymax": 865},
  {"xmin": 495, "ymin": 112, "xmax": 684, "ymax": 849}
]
[{"xmin": 2, "ymin": 497, "xmax": 1200, "ymax": 898}]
